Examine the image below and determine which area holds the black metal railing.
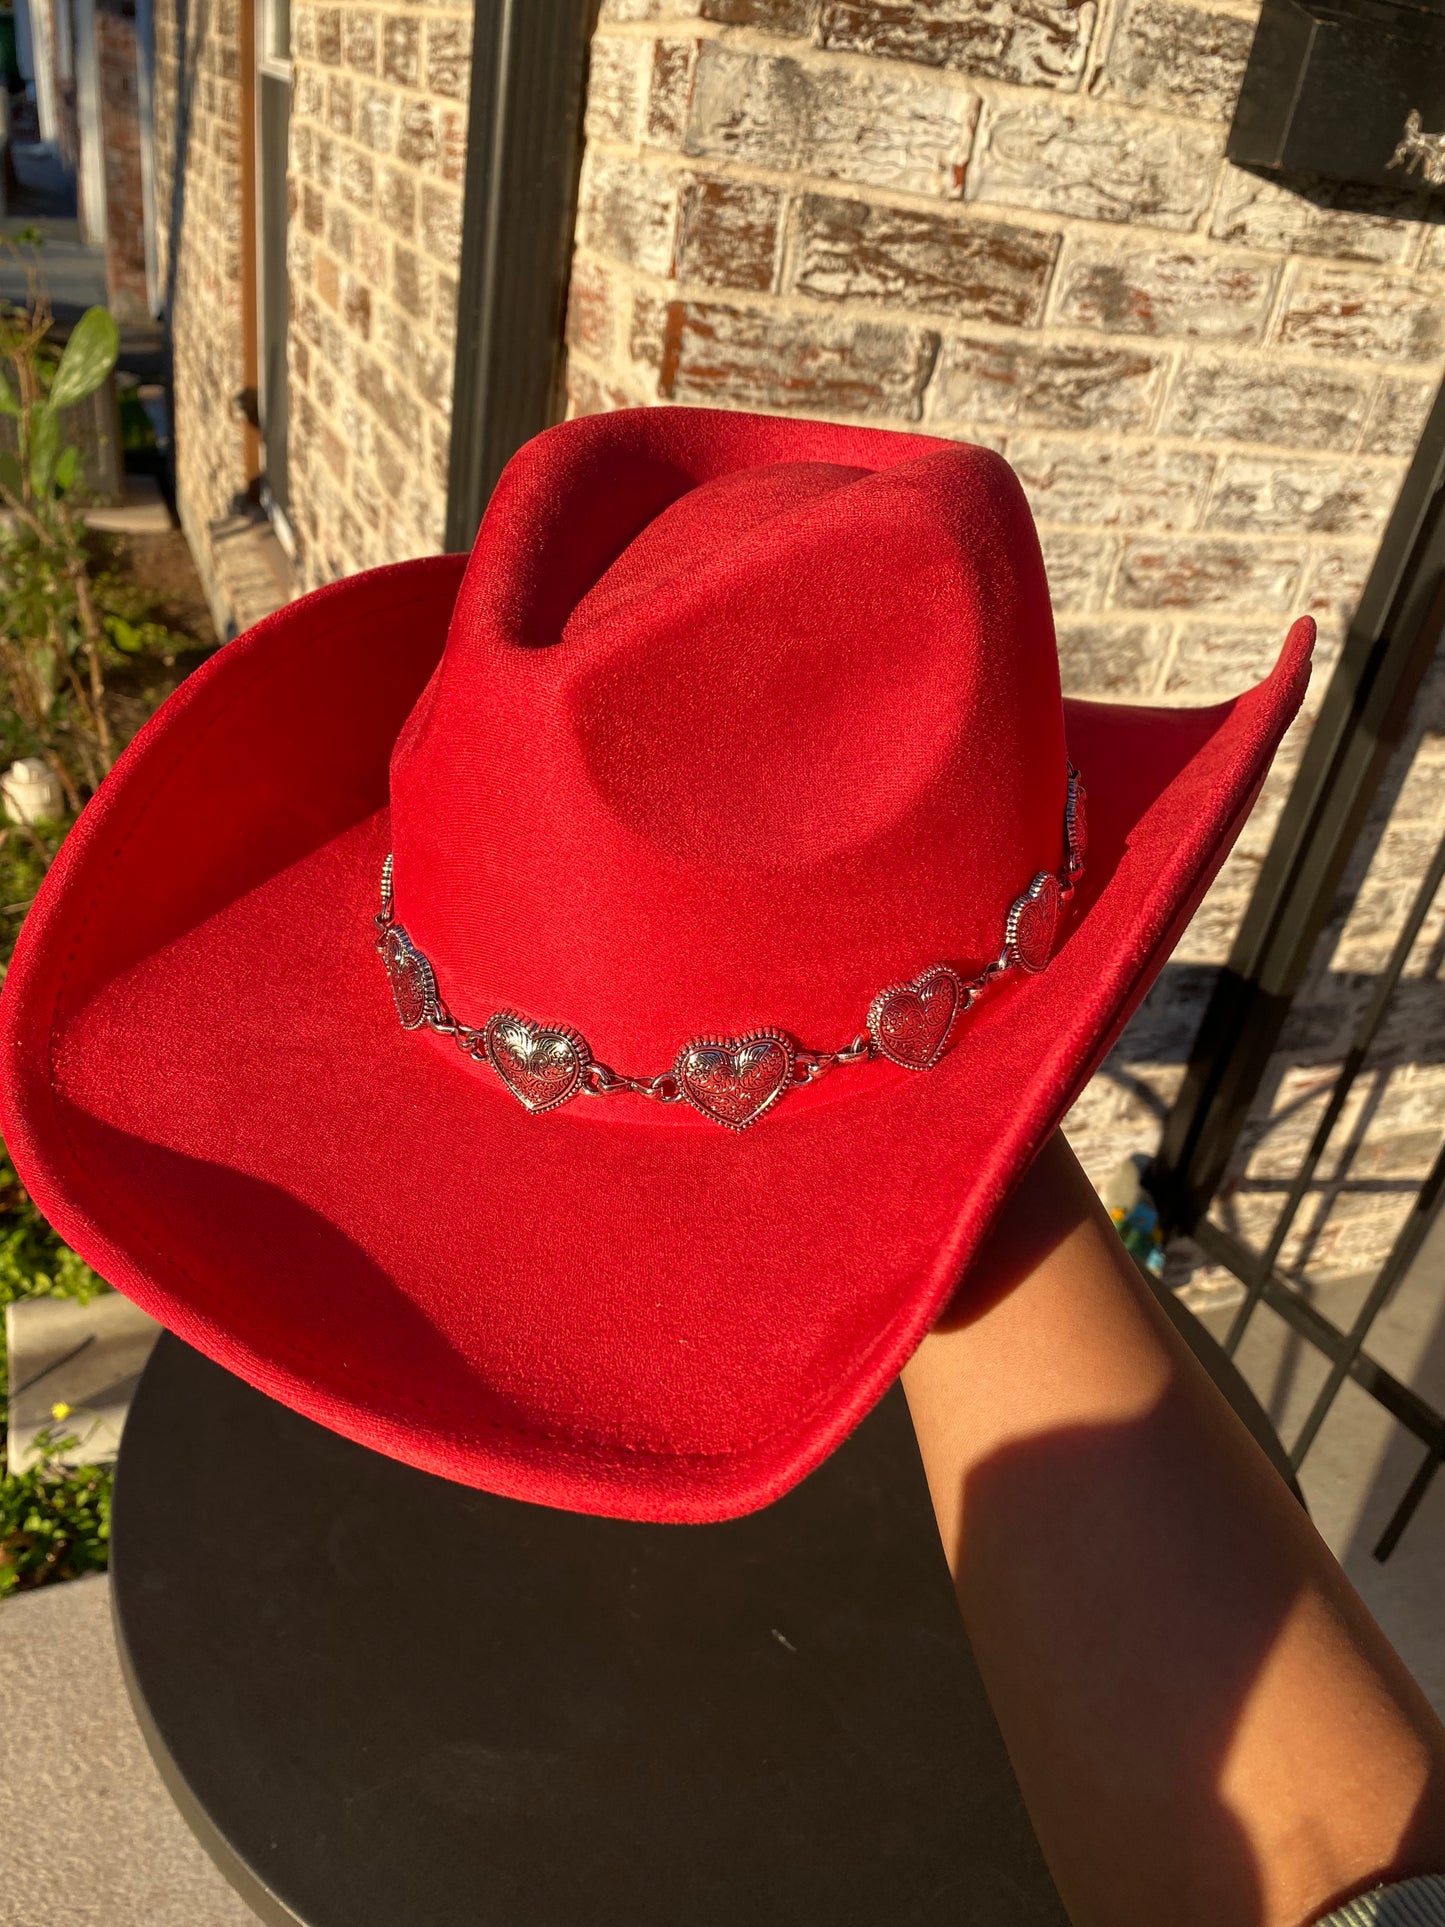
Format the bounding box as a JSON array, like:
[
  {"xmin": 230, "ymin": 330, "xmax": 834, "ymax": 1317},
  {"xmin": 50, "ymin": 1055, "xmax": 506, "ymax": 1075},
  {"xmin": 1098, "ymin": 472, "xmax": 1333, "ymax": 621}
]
[{"xmin": 1152, "ymin": 375, "xmax": 1445, "ymax": 1559}]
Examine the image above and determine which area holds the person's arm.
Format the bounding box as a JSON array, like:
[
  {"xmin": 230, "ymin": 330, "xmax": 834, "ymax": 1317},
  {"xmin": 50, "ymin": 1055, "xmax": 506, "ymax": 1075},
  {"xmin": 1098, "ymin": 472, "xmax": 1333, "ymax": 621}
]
[{"xmin": 901, "ymin": 1131, "xmax": 1445, "ymax": 1927}]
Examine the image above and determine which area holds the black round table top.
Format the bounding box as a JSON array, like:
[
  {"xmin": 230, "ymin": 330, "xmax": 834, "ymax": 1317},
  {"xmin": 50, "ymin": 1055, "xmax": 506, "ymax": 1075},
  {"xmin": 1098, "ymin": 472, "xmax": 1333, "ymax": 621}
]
[{"xmin": 112, "ymin": 1337, "xmax": 1068, "ymax": 1927}]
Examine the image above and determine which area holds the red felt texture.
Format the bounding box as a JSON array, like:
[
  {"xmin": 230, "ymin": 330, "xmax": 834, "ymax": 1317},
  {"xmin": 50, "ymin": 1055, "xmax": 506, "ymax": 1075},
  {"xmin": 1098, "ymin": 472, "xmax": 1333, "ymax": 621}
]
[{"xmin": 0, "ymin": 408, "xmax": 1313, "ymax": 1521}]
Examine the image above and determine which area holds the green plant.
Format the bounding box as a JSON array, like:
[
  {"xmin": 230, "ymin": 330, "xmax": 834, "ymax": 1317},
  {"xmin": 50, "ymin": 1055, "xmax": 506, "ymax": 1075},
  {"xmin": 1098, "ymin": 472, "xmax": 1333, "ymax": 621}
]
[
  {"xmin": 0, "ymin": 271, "xmax": 122, "ymax": 807},
  {"xmin": 0, "ymin": 1417, "xmax": 111, "ymax": 1597},
  {"xmin": 0, "ymin": 1138, "xmax": 105, "ymax": 1392},
  {"xmin": 0, "ymin": 235, "xmax": 192, "ymax": 814}
]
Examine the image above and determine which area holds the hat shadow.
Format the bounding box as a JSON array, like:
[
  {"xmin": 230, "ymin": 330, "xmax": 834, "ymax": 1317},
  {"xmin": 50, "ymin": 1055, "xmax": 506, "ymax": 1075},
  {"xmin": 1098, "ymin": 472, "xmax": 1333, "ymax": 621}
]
[{"xmin": 67, "ymin": 1111, "xmax": 530, "ymax": 1442}]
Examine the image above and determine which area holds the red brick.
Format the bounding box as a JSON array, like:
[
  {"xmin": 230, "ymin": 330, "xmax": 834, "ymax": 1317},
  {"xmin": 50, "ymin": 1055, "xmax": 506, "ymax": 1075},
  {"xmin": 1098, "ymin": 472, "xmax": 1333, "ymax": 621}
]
[
  {"xmin": 1112, "ymin": 538, "xmax": 1303, "ymax": 612},
  {"xmin": 1299, "ymin": 546, "xmax": 1373, "ymax": 645},
  {"xmin": 320, "ymin": 418, "xmax": 349, "ymax": 480},
  {"xmin": 1162, "ymin": 623, "xmax": 1303, "ymax": 699},
  {"xmin": 397, "ymin": 100, "xmax": 439, "ymax": 170},
  {"xmin": 565, "ymin": 254, "xmax": 619, "ymax": 362},
  {"xmin": 356, "ymin": 352, "xmax": 423, "ymax": 458},
  {"xmin": 791, "ymin": 194, "xmax": 1056, "ymax": 325},
  {"xmin": 316, "ymin": 251, "xmax": 341, "ymax": 308},
  {"xmin": 931, "ymin": 334, "xmax": 1166, "ymax": 432},
  {"xmin": 676, "ymin": 177, "xmax": 781, "ymax": 292},
  {"xmin": 1054, "ymin": 619, "xmax": 1158, "ymax": 696},
  {"xmin": 96, "ymin": 11, "xmax": 149, "ymax": 321},
  {"xmin": 425, "ymin": 19, "xmax": 469, "ymax": 99},
  {"xmin": 701, "ymin": 0, "xmax": 815, "ymax": 28},
  {"xmin": 567, "ymin": 363, "xmax": 641, "ymax": 417},
  {"xmin": 326, "ymin": 201, "xmax": 355, "ymax": 261},
  {"xmin": 315, "ymin": 8, "xmax": 341, "ymax": 64},
  {"xmin": 433, "ymin": 272, "xmax": 458, "ymax": 348},
  {"xmin": 1039, "ymin": 528, "xmax": 1118, "ymax": 611},
  {"xmin": 339, "ymin": 147, "xmax": 374, "ymax": 210},
  {"xmin": 327, "ymin": 74, "xmax": 354, "ymax": 138},
  {"xmin": 647, "ymin": 40, "xmax": 698, "ymax": 148},
  {"xmin": 440, "ymin": 110, "xmax": 466, "ymax": 185},
  {"xmin": 818, "ymin": 0, "xmax": 1094, "ymax": 92},
  {"xmin": 342, "ymin": 274, "xmax": 372, "ymax": 338},
  {"xmin": 379, "ymin": 165, "xmax": 417, "ymax": 234},
  {"xmin": 382, "ymin": 17, "xmax": 418, "ymax": 85},
  {"xmin": 393, "ymin": 244, "xmax": 435, "ymax": 321},
  {"xmin": 420, "ymin": 184, "xmax": 461, "ymax": 268},
  {"xmin": 1051, "ymin": 240, "xmax": 1278, "ymax": 343},
  {"xmin": 645, "ymin": 299, "xmax": 938, "ymax": 417},
  {"xmin": 343, "ymin": 8, "xmax": 377, "ymax": 73},
  {"xmin": 1275, "ymin": 265, "xmax": 1445, "ymax": 364},
  {"xmin": 356, "ymin": 88, "xmax": 395, "ymax": 153},
  {"xmin": 1210, "ymin": 170, "xmax": 1416, "ymax": 266},
  {"xmin": 353, "ymin": 218, "xmax": 386, "ymax": 286}
]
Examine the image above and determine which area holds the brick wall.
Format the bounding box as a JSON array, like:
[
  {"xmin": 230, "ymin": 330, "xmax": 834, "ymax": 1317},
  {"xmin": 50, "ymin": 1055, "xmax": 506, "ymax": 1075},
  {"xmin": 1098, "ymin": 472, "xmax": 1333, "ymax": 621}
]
[
  {"xmin": 565, "ymin": 0, "xmax": 1445, "ymax": 1283},
  {"xmin": 96, "ymin": 1, "xmax": 150, "ymax": 325},
  {"xmin": 286, "ymin": 0, "xmax": 471, "ymax": 588},
  {"xmin": 150, "ymin": 0, "xmax": 254, "ymax": 614}
]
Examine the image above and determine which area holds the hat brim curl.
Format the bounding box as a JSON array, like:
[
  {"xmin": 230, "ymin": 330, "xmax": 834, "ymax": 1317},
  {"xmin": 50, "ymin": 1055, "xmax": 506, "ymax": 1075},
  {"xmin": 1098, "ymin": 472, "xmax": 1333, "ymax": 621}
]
[{"xmin": 0, "ymin": 557, "xmax": 1311, "ymax": 1521}]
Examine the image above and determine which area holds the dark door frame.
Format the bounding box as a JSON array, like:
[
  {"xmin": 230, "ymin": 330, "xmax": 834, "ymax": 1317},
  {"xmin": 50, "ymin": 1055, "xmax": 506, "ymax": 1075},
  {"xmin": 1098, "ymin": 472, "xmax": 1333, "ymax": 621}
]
[{"xmin": 444, "ymin": 1, "xmax": 596, "ymax": 553}]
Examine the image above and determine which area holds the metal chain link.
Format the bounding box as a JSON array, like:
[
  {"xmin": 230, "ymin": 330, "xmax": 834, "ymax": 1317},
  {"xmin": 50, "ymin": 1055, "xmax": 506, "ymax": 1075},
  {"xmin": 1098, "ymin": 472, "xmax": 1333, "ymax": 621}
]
[{"xmin": 375, "ymin": 766, "xmax": 1085, "ymax": 1108}]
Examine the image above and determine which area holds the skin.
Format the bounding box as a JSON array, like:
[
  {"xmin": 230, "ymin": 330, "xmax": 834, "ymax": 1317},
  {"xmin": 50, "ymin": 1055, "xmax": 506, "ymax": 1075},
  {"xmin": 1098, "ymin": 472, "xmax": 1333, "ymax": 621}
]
[{"xmin": 901, "ymin": 1131, "xmax": 1445, "ymax": 1927}]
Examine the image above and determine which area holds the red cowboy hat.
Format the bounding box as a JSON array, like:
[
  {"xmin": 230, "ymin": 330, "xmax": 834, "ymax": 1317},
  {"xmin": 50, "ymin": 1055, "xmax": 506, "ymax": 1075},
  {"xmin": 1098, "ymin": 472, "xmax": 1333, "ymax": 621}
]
[{"xmin": 0, "ymin": 409, "xmax": 1311, "ymax": 1522}]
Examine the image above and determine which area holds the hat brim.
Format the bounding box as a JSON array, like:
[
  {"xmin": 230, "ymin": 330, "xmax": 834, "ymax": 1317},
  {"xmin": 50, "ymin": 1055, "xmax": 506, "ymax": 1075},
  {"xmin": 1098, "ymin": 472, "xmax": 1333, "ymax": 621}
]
[{"xmin": 0, "ymin": 556, "xmax": 1311, "ymax": 1521}]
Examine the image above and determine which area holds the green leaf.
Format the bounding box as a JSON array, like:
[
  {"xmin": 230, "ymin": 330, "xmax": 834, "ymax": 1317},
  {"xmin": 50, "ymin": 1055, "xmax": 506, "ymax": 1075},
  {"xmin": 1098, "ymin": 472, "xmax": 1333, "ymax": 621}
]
[
  {"xmin": 49, "ymin": 307, "xmax": 119, "ymax": 411},
  {"xmin": 29, "ymin": 401, "xmax": 58, "ymax": 496},
  {"xmin": 54, "ymin": 444, "xmax": 79, "ymax": 493},
  {"xmin": 105, "ymin": 614, "xmax": 145, "ymax": 653},
  {"xmin": 0, "ymin": 450, "xmax": 22, "ymax": 499},
  {"xmin": 0, "ymin": 363, "xmax": 18, "ymax": 418}
]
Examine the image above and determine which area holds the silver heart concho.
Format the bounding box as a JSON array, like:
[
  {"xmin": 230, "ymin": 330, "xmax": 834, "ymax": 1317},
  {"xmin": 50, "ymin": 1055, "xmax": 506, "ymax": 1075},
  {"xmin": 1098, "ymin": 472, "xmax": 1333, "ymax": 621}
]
[
  {"xmin": 674, "ymin": 1032, "xmax": 795, "ymax": 1132},
  {"xmin": 381, "ymin": 925, "xmax": 438, "ymax": 1030},
  {"xmin": 374, "ymin": 761, "xmax": 1083, "ymax": 1128},
  {"xmin": 867, "ymin": 966, "xmax": 963, "ymax": 1072},
  {"xmin": 1005, "ymin": 872, "xmax": 1061, "ymax": 974},
  {"xmin": 484, "ymin": 1011, "xmax": 590, "ymax": 1115}
]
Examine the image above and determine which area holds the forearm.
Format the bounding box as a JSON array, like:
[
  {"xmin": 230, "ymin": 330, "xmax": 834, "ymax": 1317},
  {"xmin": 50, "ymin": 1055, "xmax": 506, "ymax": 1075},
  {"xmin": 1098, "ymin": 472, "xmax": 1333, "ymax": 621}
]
[{"xmin": 902, "ymin": 1133, "xmax": 1445, "ymax": 1927}]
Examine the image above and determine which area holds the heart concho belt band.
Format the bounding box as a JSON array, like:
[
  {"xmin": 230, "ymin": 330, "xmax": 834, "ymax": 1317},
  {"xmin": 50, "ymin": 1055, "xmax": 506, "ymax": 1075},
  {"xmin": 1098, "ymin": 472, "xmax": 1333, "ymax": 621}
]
[{"xmin": 375, "ymin": 766, "xmax": 1085, "ymax": 1132}]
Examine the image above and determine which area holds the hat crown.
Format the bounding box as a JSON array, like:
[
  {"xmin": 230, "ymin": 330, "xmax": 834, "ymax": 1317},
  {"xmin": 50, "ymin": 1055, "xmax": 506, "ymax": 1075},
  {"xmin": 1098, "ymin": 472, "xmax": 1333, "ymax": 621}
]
[{"xmin": 389, "ymin": 409, "xmax": 1066, "ymax": 1069}]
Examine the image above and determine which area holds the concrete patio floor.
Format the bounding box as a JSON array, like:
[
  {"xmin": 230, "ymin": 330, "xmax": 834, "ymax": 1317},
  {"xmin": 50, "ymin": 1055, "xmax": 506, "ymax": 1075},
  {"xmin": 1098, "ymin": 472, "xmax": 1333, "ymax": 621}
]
[{"xmin": 0, "ymin": 1573, "xmax": 258, "ymax": 1926}]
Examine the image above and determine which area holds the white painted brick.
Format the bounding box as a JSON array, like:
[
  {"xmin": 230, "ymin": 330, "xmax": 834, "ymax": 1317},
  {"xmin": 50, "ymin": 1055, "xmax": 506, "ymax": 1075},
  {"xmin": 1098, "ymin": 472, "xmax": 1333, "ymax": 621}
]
[
  {"xmin": 1050, "ymin": 236, "xmax": 1279, "ymax": 344},
  {"xmin": 1038, "ymin": 526, "xmax": 1117, "ymax": 610},
  {"xmin": 816, "ymin": 0, "xmax": 1097, "ymax": 93},
  {"xmin": 1008, "ymin": 435, "xmax": 1214, "ymax": 532},
  {"xmin": 968, "ymin": 97, "xmax": 1219, "ymax": 229},
  {"xmin": 1206, "ymin": 455, "xmax": 1396, "ymax": 540},
  {"xmin": 684, "ymin": 43, "xmax": 977, "ymax": 199}
]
